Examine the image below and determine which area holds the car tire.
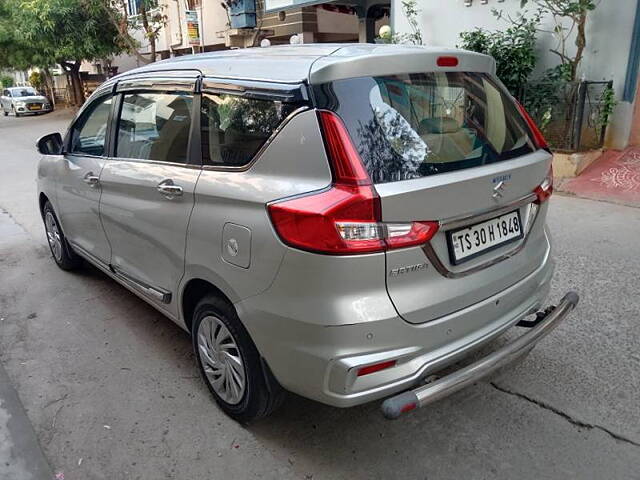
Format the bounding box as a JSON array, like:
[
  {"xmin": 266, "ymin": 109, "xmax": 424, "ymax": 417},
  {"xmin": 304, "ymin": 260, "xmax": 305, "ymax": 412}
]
[
  {"xmin": 192, "ymin": 295, "xmax": 285, "ymax": 423},
  {"xmin": 2, "ymin": 109, "xmax": 7, "ymax": 117},
  {"xmin": 42, "ymin": 201, "xmax": 81, "ymax": 270}
]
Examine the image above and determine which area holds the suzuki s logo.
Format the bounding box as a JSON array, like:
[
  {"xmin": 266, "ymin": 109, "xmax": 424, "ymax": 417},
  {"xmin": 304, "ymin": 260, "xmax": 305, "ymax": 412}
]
[
  {"xmin": 492, "ymin": 181, "xmax": 506, "ymax": 200},
  {"xmin": 492, "ymin": 174, "xmax": 511, "ymax": 200}
]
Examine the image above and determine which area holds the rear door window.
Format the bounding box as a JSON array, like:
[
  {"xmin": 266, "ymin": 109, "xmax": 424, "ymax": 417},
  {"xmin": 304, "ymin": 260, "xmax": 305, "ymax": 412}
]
[
  {"xmin": 116, "ymin": 92, "xmax": 193, "ymax": 164},
  {"xmin": 313, "ymin": 72, "xmax": 536, "ymax": 184},
  {"xmin": 201, "ymin": 94, "xmax": 299, "ymax": 167}
]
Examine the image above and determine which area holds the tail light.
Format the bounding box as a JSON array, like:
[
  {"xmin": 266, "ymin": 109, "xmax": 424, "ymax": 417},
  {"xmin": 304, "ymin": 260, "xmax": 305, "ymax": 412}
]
[
  {"xmin": 268, "ymin": 111, "xmax": 439, "ymax": 255},
  {"xmin": 535, "ymin": 167, "xmax": 554, "ymax": 204},
  {"xmin": 516, "ymin": 101, "xmax": 553, "ymax": 203},
  {"xmin": 516, "ymin": 101, "xmax": 549, "ymax": 151}
]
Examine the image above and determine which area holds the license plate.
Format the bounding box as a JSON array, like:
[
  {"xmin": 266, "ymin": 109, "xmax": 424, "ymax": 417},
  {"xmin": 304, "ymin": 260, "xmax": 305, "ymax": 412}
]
[
  {"xmin": 29, "ymin": 105, "xmax": 42, "ymax": 110},
  {"xmin": 447, "ymin": 210, "xmax": 523, "ymax": 265}
]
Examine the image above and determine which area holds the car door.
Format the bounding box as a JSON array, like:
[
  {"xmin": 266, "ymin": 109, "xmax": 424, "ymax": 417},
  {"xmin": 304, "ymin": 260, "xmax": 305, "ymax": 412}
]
[
  {"xmin": 55, "ymin": 91, "xmax": 114, "ymax": 264},
  {"xmin": 98, "ymin": 75, "xmax": 201, "ymax": 317}
]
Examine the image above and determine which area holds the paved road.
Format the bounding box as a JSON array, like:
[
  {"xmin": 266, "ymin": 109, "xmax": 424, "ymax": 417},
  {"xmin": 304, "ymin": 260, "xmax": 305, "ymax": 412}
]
[{"xmin": 0, "ymin": 110, "xmax": 639, "ymax": 480}]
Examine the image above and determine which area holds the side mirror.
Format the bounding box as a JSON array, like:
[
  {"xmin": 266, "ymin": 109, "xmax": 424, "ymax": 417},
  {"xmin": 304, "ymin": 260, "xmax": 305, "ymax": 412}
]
[{"xmin": 37, "ymin": 132, "xmax": 63, "ymax": 155}]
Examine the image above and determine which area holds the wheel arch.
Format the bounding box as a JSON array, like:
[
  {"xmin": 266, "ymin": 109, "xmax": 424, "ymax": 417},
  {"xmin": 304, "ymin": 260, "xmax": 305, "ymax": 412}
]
[
  {"xmin": 180, "ymin": 274, "xmax": 239, "ymax": 333},
  {"xmin": 38, "ymin": 192, "xmax": 50, "ymax": 218}
]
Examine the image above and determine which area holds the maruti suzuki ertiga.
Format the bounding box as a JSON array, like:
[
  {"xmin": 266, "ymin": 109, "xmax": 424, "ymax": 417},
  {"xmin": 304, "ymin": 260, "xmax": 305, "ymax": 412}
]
[{"xmin": 36, "ymin": 44, "xmax": 578, "ymax": 422}]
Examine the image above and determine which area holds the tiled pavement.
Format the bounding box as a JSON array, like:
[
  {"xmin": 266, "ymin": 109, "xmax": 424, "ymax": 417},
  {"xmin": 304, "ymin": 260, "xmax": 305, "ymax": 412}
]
[{"xmin": 559, "ymin": 147, "xmax": 640, "ymax": 207}]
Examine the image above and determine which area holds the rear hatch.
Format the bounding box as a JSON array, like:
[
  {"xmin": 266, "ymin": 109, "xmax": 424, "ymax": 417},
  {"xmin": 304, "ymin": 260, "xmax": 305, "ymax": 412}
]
[{"xmin": 313, "ymin": 69, "xmax": 552, "ymax": 323}]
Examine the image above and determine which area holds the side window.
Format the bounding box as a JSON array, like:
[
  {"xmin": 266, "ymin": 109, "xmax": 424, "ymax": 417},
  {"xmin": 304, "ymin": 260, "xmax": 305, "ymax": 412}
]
[
  {"xmin": 201, "ymin": 93, "xmax": 298, "ymax": 167},
  {"xmin": 116, "ymin": 92, "xmax": 193, "ymax": 164},
  {"xmin": 70, "ymin": 96, "xmax": 113, "ymax": 156}
]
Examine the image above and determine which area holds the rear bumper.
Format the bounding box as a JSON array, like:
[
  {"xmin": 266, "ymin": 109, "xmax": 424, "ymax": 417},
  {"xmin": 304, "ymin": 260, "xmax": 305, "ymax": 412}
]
[
  {"xmin": 381, "ymin": 291, "xmax": 579, "ymax": 419},
  {"xmin": 237, "ymin": 241, "xmax": 555, "ymax": 408}
]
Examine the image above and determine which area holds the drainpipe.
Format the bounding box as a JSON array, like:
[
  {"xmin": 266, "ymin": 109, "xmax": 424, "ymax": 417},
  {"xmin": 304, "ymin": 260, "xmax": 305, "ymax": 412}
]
[
  {"xmin": 623, "ymin": 0, "xmax": 640, "ymax": 103},
  {"xmin": 356, "ymin": 5, "xmax": 375, "ymax": 43},
  {"xmin": 196, "ymin": 5, "xmax": 204, "ymax": 52}
]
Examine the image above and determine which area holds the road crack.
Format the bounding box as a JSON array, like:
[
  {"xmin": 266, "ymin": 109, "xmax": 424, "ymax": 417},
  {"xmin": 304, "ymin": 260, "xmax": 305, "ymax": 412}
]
[
  {"xmin": 490, "ymin": 382, "xmax": 640, "ymax": 448},
  {"xmin": 43, "ymin": 393, "xmax": 68, "ymax": 409}
]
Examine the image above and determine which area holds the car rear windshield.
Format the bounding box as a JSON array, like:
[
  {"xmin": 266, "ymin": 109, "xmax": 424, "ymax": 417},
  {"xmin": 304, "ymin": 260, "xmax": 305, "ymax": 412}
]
[{"xmin": 313, "ymin": 72, "xmax": 537, "ymax": 184}]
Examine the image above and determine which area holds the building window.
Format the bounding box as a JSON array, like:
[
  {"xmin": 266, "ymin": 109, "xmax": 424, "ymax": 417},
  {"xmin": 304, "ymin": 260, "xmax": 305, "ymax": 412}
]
[
  {"xmin": 127, "ymin": 0, "xmax": 142, "ymax": 16},
  {"xmin": 185, "ymin": 0, "xmax": 201, "ymax": 10}
]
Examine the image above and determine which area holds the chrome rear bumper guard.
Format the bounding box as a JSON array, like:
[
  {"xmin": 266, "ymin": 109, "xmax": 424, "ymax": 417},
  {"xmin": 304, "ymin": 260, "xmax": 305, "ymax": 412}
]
[{"xmin": 381, "ymin": 291, "xmax": 579, "ymax": 419}]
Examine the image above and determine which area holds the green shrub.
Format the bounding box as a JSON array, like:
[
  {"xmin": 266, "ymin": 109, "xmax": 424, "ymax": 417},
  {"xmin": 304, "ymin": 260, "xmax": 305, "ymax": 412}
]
[
  {"xmin": 458, "ymin": 12, "xmax": 540, "ymax": 95},
  {"xmin": 0, "ymin": 74, "xmax": 14, "ymax": 88}
]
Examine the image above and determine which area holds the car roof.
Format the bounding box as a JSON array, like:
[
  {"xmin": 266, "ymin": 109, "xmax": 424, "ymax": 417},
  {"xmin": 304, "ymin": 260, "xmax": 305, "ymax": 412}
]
[{"xmin": 110, "ymin": 43, "xmax": 495, "ymax": 85}]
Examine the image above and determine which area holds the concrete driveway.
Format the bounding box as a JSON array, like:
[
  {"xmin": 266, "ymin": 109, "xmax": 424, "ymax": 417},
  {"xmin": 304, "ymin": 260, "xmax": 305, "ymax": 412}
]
[{"xmin": 0, "ymin": 110, "xmax": 639, "ymax": 479}]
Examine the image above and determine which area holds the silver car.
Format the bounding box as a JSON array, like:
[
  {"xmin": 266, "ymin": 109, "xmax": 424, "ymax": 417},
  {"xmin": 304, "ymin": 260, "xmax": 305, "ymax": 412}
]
[
  {"xmin": 36, "ymin": 44, "xmax": 578, "ymax": 422},
  {"xmin": 2, "ymin": 86, "xmax": 52, "ymax": 116}
]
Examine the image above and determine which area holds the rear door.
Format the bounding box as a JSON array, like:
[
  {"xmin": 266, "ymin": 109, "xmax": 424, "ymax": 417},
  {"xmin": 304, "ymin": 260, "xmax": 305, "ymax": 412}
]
[
  {"xmin": 98, "ymin": 75, "xmax": 201, "ymax": 317},
  {"xmin": 315, "ymin": 71, "xmax": 551, "ymax": 323}
]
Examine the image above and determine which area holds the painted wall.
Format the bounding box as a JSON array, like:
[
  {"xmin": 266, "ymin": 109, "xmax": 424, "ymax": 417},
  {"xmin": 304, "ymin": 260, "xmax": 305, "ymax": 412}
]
[
  {"xmin": 391, "ymin": 0, "xmax": 640, "ymax": 149},
  {"xmin": 316, "ymin": 8, "xmax": 358, "ymax": 34},
  {"xmin": 199, "ymin": 2, "xmax": 229, "ymax": 46}
]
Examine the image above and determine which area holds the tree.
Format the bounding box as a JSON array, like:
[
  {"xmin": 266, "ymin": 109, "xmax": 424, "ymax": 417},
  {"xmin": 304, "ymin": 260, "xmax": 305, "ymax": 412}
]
[
  {"xmin": 518, "ymin": 0, "xmax": 598, "ymax": 81},
  {"xmin": 399, "ymin": 0, "xmax": 423, "ymax": 45},
  {"xmin": 377, "ymin": 0, "xmax": 423, "ymax": 45},
  {"xmin": 5, "ymin": 0, "xmax": 124, "ymax": 105},
  {"xmin": 28, "ymin": 71, "xmax": 44, "ymax": 90},
  {"xmin": 106, "ymin": 0, "xmax": 166, "ymax": 64},
  {"xmin": 137, "ymin": 0, "xmax": 166, "ymax": 62},
  {"xmin": 121, "ymin": 0, "xmax": 166, "ymax": 62},
  {"xmin": 0, "ymin": 0, "xmax": 50, "ymax": 72}
]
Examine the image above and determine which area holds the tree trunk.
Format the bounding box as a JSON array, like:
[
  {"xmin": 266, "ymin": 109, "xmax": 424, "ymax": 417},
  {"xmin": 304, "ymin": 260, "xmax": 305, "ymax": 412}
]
[
  {"xmin": 140, "ymin": 1, "xmax": 156, "ymax": 62},
  {"xmin": 43, "ymin": 68, "xmax": 56, "ymax": 109},
  {"xmin": 572, "ymin": 12, "xmax": 587, "ymax": 81},
  {"xmin": 67, "ymin": 62, "xmax": 85, "ymax": 106}
]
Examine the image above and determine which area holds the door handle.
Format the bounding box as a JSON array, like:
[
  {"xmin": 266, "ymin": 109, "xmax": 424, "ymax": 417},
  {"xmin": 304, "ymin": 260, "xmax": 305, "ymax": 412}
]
[
  {"xmin": 83, "ymin": 172, "xmax": 99, "ymax": 186},
  {"xmin": 156, "ymin": 179, "xmax": 183, "ymax": 198}
]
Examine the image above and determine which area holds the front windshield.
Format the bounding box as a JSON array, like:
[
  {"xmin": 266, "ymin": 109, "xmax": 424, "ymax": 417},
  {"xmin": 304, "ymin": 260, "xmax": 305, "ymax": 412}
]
[{"xmin": 11, "ymin": 88, "xmax": 38, "ymax": 97}]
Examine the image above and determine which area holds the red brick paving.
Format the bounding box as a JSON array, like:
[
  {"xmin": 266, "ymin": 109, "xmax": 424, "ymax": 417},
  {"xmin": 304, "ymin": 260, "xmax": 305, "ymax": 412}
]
[{"xmin": 559, "ymin": 147, "xmax": 640, "ymax": 207}]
